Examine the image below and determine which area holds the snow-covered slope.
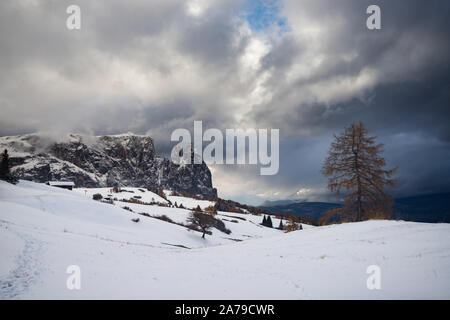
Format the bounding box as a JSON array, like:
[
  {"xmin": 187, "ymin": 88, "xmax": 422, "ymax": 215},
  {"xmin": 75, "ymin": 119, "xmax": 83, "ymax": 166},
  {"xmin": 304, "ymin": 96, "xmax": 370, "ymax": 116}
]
[
  {"xmin": 71, "ymin": 186, "xmax": 287, "ymax": 241},
  {"xmin": 75, "ymin": 187, "xmax": 170, "ymax": 205},
  {"xmin": 0, "ymin": 181, "xmax": 282, "ymax": 251},
  {"xmin": 1, "ymin": 180, "xmax": 449, "ymax": 299},
  {"xmin": 165, "ymin": 193, "xmax": 216, "ymax": 210}
]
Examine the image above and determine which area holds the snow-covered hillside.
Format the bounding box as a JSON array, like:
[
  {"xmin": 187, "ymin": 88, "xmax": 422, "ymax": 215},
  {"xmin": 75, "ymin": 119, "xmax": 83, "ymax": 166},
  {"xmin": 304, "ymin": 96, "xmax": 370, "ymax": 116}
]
[
  {"xmin": 1, "ymin": 180, "xmax": 449, "ymax": 299},
  {"xmin": 72, "ymin": 186, "xmax": 287, "ymax": 241}
]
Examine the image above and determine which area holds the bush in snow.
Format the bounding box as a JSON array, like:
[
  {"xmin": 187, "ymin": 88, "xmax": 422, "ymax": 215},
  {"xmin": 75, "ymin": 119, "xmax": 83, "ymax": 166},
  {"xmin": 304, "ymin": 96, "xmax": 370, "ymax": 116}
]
[
  {"xmin": 92, "ymin": 193, "xmax": 103, "ymax": 201},
  {"xmin": 156, "ymin": 188, "xmax": 167, "ymax": 200},
  {"xmin": 285, "ymin": 215, "xmax": 302, "ymax": 232},
  {"xmin": 213, "ymin": 218, "xmax": 231, "ymax": 235},
  {"xmin": 152, "ymin": 214, "xmax": 174, "ymax": 223}
]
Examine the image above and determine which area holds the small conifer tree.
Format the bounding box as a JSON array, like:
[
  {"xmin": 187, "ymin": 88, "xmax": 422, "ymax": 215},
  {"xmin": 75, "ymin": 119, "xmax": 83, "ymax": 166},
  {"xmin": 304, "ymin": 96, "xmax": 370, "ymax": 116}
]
[
  {"xmin": 0, "ymin": 149, "xmax": 16, "ymax": 184},
  {"xmin": 266, "ymin": 216, "xmax": 273, "ymax": 228},
  {"xmin": 278, "ymin": 219, "xmax": 284, "ymax": 230},
  {"xmin": 0, "ymin": 149, "xmax": 10, "ymax": 180}
]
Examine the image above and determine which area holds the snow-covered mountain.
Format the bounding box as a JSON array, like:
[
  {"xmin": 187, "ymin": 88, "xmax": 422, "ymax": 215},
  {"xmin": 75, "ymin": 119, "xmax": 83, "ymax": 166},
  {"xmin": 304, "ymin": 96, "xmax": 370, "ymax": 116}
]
[
  {"xmin": 0, "ymin": 133, "xmax": 216, "ymax": 198},
  {"xmin": 1, "ymin": 180, "xmax": 449, "ymax": 299}
]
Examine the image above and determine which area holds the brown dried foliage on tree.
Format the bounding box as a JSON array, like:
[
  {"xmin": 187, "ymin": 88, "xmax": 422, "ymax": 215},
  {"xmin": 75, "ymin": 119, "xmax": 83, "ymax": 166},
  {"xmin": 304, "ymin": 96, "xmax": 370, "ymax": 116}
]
[
  {"xmin": 187, "ymin": 211, "xmax": 216, "ymax": 238},
  {"xmin": 284, "ymin": 214, "xmax": 302, "ymax": 232},
  {"xmin": 204, "ymin": 205, "xmax": 217, "ymax": 215},
  {"xmin": 321, "ymin": 122, "xmax": 396, "ymax": 223}
]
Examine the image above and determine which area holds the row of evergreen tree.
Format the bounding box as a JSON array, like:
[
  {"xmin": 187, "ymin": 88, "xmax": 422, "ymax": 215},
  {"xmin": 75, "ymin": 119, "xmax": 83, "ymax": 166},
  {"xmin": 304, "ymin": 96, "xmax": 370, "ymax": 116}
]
[
  {"xmin": 261, "ymin": 214, "xmax": 304, "ymax": 232},
  {"xmin": 261, "ymin": 215, "xmax": 284, "ymax": 230}
]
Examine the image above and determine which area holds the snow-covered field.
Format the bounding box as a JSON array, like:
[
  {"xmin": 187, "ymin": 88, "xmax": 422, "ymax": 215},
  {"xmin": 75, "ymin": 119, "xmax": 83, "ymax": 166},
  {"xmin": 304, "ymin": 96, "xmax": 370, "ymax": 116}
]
[
  {"xmin": 76, "ymin": 187, "xmax": 169, "ymax": 205},
  {"xmin": 1, "ymin": 180, "xmax": 449, "ymax": 299}
]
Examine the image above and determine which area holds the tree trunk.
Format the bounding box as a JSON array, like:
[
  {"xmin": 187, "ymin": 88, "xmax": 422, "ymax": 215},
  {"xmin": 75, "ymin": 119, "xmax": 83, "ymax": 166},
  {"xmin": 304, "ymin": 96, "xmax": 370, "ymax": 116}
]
[
  {"xmin": 356, "ymin": 180, "xmax": 362, "ymax": 222},
  {"xmin": 355, "ymin": 127, "xmax": 362, "ymax": 221}
]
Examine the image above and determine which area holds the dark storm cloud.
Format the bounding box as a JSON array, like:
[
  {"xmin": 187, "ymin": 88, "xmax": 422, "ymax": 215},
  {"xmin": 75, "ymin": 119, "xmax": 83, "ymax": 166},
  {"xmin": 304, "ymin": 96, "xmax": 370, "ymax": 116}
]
[
  {"xmin": 226, "ymin": 0, "xmax": 450, "ymax": 203},
  {"xmin": 250, "ymin": 0, "xmax": 450, "ymax": 135},
  {"xmin": 0, "ymin": 0, "xmax": 448, "ymax": 203}
]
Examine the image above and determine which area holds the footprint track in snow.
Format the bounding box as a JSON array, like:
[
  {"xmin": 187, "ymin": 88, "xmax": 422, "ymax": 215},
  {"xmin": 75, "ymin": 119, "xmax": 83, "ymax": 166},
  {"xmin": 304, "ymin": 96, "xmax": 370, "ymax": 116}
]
[{"xmin": 0, "ymin": 225, "xmax": 44, "ymax": 299}]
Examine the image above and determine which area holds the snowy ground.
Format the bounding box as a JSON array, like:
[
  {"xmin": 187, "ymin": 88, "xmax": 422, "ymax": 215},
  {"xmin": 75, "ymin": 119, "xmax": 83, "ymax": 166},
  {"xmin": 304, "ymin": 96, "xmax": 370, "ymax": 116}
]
[
  {"xmin": 76, "ymin": 187, "xmax": 169, "ymax": 205},
  {"xmin": 1, "ymin": 180, "xmax": 449, "ymax": 299}
]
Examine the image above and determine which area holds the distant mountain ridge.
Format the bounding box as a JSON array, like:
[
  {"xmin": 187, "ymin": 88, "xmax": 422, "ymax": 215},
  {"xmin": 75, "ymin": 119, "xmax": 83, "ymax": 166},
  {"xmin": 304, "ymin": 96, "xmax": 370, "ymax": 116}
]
[
  {"xmin": 260, "ymin": 193, "xmax": 450, "ymax": 223},
  {"xmin": 260, "ymin": 199, "xmax": 305, "ymax": 207},
  {"xmin": 0, "ymin": 133, "xmax": 217, "ymax": 198},
  {"xmin": 260, "ymin": 201, "xmax": 341, "ymax": 220},
  {"xmin": 392, "ymin": 193, "xmax": 450, "ymax": 223}
]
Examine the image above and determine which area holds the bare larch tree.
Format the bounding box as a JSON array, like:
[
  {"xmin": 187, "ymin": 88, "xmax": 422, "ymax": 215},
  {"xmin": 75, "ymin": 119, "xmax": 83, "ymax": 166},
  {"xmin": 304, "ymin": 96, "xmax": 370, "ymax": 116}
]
[
  {"xmin": 188, "ymin": 211, "xmax": 215, "ymax": 238},
  {"xmin": 322, "ymin": 122, "xmax": 396, "ymax": 222}
]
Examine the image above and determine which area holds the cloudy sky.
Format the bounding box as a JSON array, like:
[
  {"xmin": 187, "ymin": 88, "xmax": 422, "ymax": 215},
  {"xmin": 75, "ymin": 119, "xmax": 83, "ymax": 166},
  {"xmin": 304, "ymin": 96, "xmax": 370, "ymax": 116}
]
[{"xmin": 1, "ymin": 0, "xmax": 449, "ymax": 205}]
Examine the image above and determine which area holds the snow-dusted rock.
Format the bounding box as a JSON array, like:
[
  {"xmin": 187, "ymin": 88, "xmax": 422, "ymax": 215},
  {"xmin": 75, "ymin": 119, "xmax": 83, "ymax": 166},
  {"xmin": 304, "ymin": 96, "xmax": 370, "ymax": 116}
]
[{"xmin": 0, "ymin": 133, "xmax": 217, "ymax": 198}]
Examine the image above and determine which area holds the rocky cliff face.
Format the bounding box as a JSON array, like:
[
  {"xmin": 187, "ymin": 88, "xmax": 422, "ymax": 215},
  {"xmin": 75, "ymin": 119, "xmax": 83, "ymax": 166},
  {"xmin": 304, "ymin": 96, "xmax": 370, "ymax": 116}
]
[{"xmin": 0, "ymin": 133, "xmax": 217, "ymax": 198}]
